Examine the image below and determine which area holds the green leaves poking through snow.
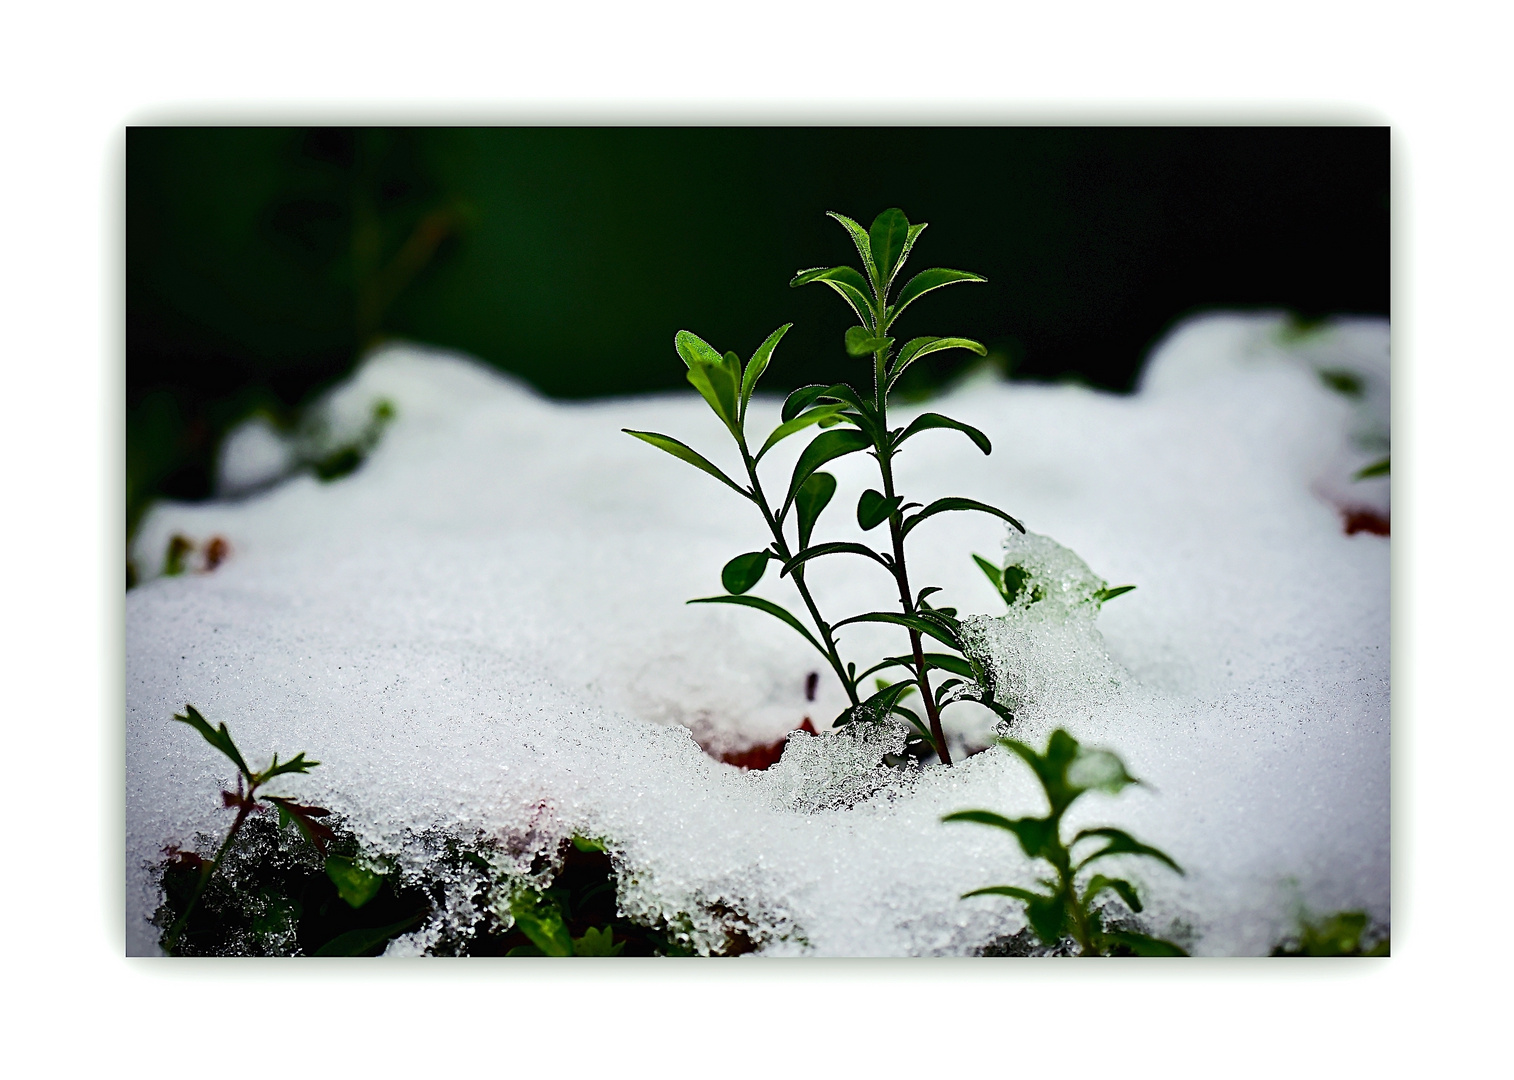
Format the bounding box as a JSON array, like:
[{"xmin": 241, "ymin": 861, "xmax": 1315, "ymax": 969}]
[
  {"xmin": 889, "ymin": 337, "xmax": 986, "ymax": 388},
  {"xmin": 1094, "ymin": 584, "xmax": 1136, "ymax": 604},
  {"xmin": 886, "ymin": 268, "xmax": 987, "ymax": 328},
  {"xmin": 622, "ymin": 430, "xmax": 747, "ymax": 497},
  {"xmin": 856, "ymin": 488, "xmax": 903, "ymax": 531},
  {"xmin": 572, "ymin": 925, "xmax": 626, "ymax": 957},
  {"xmin": 173, "ymin": 704, "xmax": 254, "ymax": 783},
  {"xmin": 629, "ymin": 206, "xmax": 1024, "ymax": 766},
  {"xmin": 945, "ymin": 729, "xmax": 1187, "ymax": 957},
  {"xmin": 895, "ymin": 412, "xmax": 993, "ymax": 455},
  {"xmin": 785, "ymin": 428, "xmax": 872, "ymax": 510},
  {"xmin": 794, "ymin": 471, "xmax": 836, "ymax": 551},
  {"xmin": 901, "ymin": 497, "xmax": 1024, "ymax": 538},
  {"xmin": 845, "ymin": 326, "xmax": 893, "ymax": 358},
  {"xmin": 721, "ymin": 551, "xmax": 771, "ymax": 594},
  {"xmin": 325, "ymin": 855, "xmax": 385, "ymax": 909},
  {"xmin": 510, "ymin": 892, "xmax": 575, "ymax": 957}
]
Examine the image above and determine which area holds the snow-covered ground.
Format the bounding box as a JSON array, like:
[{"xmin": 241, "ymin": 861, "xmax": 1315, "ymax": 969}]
[{"xmin": 126, "ymin": 311, "xmax": 1389, "ymax": 956}]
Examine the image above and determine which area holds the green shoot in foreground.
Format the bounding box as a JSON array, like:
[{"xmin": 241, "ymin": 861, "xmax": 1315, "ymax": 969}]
[{"xmin": 945, "ymin": 729, "xmax": 1187, "ymax": 956}]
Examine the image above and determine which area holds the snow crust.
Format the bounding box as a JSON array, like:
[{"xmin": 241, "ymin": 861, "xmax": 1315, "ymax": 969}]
[{"xmin": 126, "ymin": 312, "xmax": 1389, "ymax": 956}]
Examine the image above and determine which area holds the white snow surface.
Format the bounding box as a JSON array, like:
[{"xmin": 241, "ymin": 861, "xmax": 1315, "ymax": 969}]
[{"xmin": 126, "ymin": 311, "xmax": 1390, "ymax": 956}]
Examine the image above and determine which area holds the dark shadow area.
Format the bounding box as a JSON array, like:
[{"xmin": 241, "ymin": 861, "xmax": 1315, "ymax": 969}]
[{"xmin": 128, "ymin": 127, "xmax": 1388, "ymax": 539}]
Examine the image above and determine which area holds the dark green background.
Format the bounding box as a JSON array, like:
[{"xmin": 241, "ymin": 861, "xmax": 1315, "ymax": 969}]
[{"xmin": 128, "ymin": 127, "xmax": 1388, "ymax": 537}]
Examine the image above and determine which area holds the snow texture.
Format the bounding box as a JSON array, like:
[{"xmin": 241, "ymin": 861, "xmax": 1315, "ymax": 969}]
[{"xmin": 126, "ymin": 311, "xmax": 1390, "ymax": 956}]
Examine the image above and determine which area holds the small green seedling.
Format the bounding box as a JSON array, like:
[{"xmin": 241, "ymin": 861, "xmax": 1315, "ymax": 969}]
[
  {"xmin": 945, "ymin": 729, "xmax": 1187, "ymax": 956},
  {"xmin": 972, "ymin": 552, "xmax": 1134, "ymax": 609},
  {"xmin": 626, "ymin": 208, "xmax": 1026, "ymax": 763},
  {"xmin": 1271, "ymin": 909, "xmax": 1389, "ymax": 956},
  {"xmin": 163, "ymin": 705, "xmax": 347, "ymax": 954}
]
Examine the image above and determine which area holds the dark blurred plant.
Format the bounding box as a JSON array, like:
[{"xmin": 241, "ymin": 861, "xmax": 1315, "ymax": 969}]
[
  {"xmin": 1271, "ymin": 909, "xmax": 1389, "ymax": 956},
  {"xmin": 945, "ymin": 728, "xmax": 1187, "ymax": 956},
  {"xmin": 625, "ymin": 208, "xmax": 1026, "ymax": 763}
]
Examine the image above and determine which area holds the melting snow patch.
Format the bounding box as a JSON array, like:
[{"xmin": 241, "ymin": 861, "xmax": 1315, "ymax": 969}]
[{"xmin": 127, "ymin": 313, "xmax": 1389, "ymax": 956}]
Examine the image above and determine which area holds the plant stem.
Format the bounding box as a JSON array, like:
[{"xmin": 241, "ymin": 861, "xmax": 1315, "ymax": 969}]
[
  {"xmin": 872, "ymin": 339, "xmax": 951, "ymax": 765},
  {"xmin": 741, "ymin": 447, "xmax": 859, "ymax": 707},
  {"xmin": 163, "ymin": 797, "xmax": 256, "ymax": 955}
]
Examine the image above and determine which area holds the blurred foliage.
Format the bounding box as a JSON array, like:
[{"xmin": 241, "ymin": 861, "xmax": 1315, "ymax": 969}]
[{"xmin": 127, "ymin": 127, "xmax": 1388, "ymax": 546}]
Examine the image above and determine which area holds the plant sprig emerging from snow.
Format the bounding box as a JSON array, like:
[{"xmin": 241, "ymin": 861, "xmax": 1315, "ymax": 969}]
[{"xmin": 625, "ymin": 208, "xmax": 1025, "ymax": 764}]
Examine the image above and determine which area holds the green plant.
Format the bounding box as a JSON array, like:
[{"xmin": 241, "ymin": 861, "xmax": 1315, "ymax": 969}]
[
  {"xmin": 162, "ymin": 705, "xmax": 356, "ymax": 954},
  {"xmin": 1271, "ymin": 909, "xmax": 1389, "ymax": 956},
  {"xmin": 625, "ymin": 208, "xmax": 1026, "ymax": 763},
  {"xmin": 944, "ymin": 729, "xmax": 1187, "ymax": 956}
]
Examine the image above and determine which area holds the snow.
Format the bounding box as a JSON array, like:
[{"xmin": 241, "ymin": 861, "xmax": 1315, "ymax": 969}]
[{"xmin": 125, "ymin": 311, "xmax": 1389, "ymax": 956}]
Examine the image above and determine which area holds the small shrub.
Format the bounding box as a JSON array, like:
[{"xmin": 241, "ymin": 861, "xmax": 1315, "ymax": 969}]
[
  {"xmin": 626, "ymin": 208, "xmax": 1026, "ymax": 763},
  {"xmin": 945, "ymin": 728, "xmax": 1187, "ymax": 956}
]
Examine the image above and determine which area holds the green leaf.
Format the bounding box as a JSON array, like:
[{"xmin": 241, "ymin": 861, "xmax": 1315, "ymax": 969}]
[
  {"xmin": 1025, "ymin": 894, "xmax": 1069, "ymax": 947},
  {"xmin": 782, "ymin": 384, "xmax": 831, "ymax": 423},
  {"xmin": 888, "ymin": 337, "xmax": 987, "ymax": 388},
  {"xmin": 960, "ymin": 884, "xmax": 1050, "ymax": 904},
  {"xmin": 1355, "ymin": 456, "xmax": 1390, "ymax": 479},
  {"xmin": 826, "ymin": 211, "xmax": 878, "ymax": 292},
  {"xmin": 794, "ymin": 471, "xmax": 836, "ymax": 551},
  {"xmin": 845, "ymin": 326, "xmax": 893, "ymax": 358},
  {"xmin": 505, "ymin": 944, "xmax": 546, "ymax": 957},
  {"xmin": 886, "ymin": 268, "xmax": 987, "ymax": 327},
  {"xmin": 325, "ymin": 855, "xmax": 385, "ymax": 909},
  {"xmin": 856, "ymin": 489, "xmax": 904, "ymax": 530},
  {"xmin": 172, "ymin": 705, "xmax": 254, "ymax": 784},
  {"xmin": 755, "ymin": 403, "xmax": 847, "ymax": 461},
  {"xmin": 740, "ymin": 323, "xmax": 792, "ymax": 418},
  {"xmin": 1083, "ymin": 874, "xmax": 1143, "ymax": 914},
  {"xmin": 1072, "ymin": 827, "xmax": 1184, "ymax": 875},
  {"xmin": 623, "ymin": 429, "xmax": 748, "ymax": 497},
  {"xmin": 921, "ymin": 652, "xmax": 977, "ymax": 678},
  {"xmin": 686, "ymin": 357, "xmax": 740, "ymax": 430},
  {"xmin": 674, "ymin": 329, "xmax": 723, "ymax": 369},
  {"xmin": 837, "ymin": 679, "xmax": 914, "ymax": 727},
  {"xmin": 972, "ymin": 553, "xmax": 1005, "ymax": 594},
  {"xmin": 571, "ymin": 834, "xmax": 607, "ymax": 853},
  {"xmin": 780, "ymin": 542, "xmax": 891, "ymax": 578},
  {"xmin": 790, "ymin": 264, "xmax": 876, "ymax": 329},
  {"xmin": 832, "ymin": 610, "xmax": 961, "ymax": 650},
  {"xmin": 572, "ymin": 925, "xmax": 626, "ymax": 957},
  {"xmin": 1095, "ymin": 584, "xmax": 1136, "ymax": 604},
  {"xmin": 510, "ymin": 893, "xmax": 574, "ymax": 957},
  {"xmin": 901, "ymin": 497, "xmax": 1024, "ymax": 538},
  {"xmin": 784, "ymin": 428, "xmax": 872, "ymax": 510},
  {"xmin": 941, "ymin": 809, "xmax": 1057, "ymax": 861},
  {"xmin": 312, "ymin": 913, "xmax": 425, "ymax": 957},
  {"xmin": 1067, "ymin": 748, "xmax": 1139, "ymax": 795},
  {"xmin": 868, "ymin": 208, "xmax": 912, "ymax": 292},
  {"xmin": 255, "ymin": 751, "xmax": 320, "ymax": 784},
  {"xmin": 688, "ymin": 595, "xmax": 825, "ymax": 656},
  {"xmin": 894, "ymin": 412, "xmax": 993, "ymax": 455},
  {"xmin": 1098, "ymin": 930, "xmax": 1188, "ymax": 957},
  {"xmin": 721, "ymin": 551, "xmax": 771, "ymax": 595}
]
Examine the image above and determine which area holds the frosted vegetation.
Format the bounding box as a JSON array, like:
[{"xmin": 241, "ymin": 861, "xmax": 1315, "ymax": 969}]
[{"xmin": 127, "ymin": 302, "xmax": 1388, "ymax": 956}]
